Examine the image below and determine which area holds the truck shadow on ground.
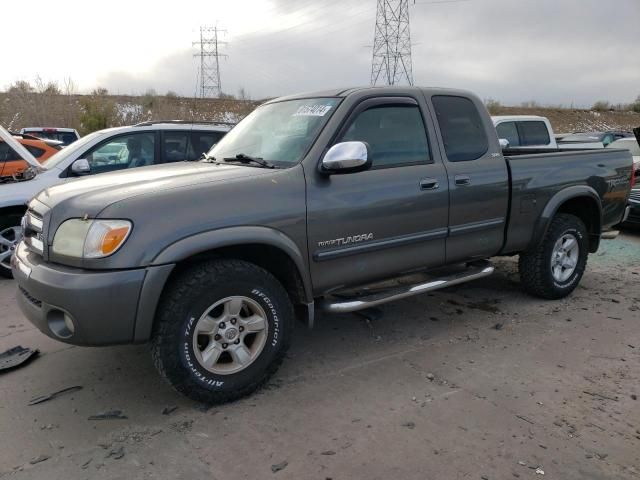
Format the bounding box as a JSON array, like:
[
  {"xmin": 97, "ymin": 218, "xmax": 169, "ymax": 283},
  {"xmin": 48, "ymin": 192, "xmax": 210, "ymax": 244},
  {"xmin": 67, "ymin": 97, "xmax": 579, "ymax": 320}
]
[{"xmin": 63, "ymin": 259, "xmax": 526, "ymax": 410}]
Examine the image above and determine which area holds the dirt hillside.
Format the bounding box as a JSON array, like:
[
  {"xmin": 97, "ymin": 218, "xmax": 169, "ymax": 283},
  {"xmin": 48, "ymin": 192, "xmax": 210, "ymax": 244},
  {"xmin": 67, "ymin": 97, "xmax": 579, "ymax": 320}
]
[{"xmin": 1, "ymin": 92, "xmax": 639, "ymax": 135}]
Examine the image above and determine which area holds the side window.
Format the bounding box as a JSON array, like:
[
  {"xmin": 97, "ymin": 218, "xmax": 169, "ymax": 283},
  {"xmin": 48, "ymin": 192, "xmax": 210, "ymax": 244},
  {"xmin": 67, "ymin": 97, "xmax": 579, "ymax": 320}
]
[
  {"xmin": 188, "ymin": 132, "xmax": 225, "ymax": 160},
  {"xmin": 84, "ymin": 133, "xmax": 156, "ymax": 172},
  {"xmin": 496, "ymin": 122, "xmax": 520, "ymax": 147},
  {"xmin": 163, "ymin": 132, "xmax": 190, "ymax": 163},
  {"xmin": 432, "ymin": 95, "xmax": 489, "ymax": 162},
  {"xmin": 0, "ymin": 142, "xmax": 15, "ymax": 161},
  {"xmin": 25, "ymin": 146, "xmax": 45, "ymax": 158},
  {"xmin": 518, "ymin": 121, "xmax": 550, "ymax": 146},
  {"xmin": 0, "ymin": 142, "xmax": 22, "ymax": 161},
  {"xmin": 340, "ymin": 105, "xmax": 430, "ymax": 168}
]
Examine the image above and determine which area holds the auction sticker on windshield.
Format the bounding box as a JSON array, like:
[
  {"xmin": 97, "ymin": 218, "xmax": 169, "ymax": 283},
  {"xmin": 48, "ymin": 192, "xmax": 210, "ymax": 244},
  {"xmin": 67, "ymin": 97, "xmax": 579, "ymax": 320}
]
[{"xmin": 293, "ymin": 104, "xmax": 333, "ymax": 117}]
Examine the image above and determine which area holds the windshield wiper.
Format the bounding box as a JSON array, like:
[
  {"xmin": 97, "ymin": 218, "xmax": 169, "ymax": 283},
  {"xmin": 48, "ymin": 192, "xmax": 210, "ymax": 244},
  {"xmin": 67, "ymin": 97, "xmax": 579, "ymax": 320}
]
[{"xmin": 222, "ymin": 153, "xmax": 277, "ymax": 169}]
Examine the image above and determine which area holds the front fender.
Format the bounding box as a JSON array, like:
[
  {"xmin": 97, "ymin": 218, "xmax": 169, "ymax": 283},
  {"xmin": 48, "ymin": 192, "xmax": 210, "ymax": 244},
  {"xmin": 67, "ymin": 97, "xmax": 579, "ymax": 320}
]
[
  {"xmin": 530, "ymin": 185, "xmax": 602, "ymax": 251},
  {"xmin": 150, "ymin": 225, "xmax": 312, "ymax": 300}
]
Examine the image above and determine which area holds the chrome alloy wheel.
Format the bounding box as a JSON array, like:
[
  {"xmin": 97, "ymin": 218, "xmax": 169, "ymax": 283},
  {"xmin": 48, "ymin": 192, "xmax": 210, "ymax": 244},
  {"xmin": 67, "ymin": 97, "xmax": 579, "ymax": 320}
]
[
  {"xmin": 0, "ymin": 226, "xmax": 21, "ymax": 273},
  {"xmin": 192, "ymin": 296, "xmax": 268, "ymax": 375},
  {"xmin": 550, "ymin": 233, "xmax": 579, "ymax": 283}
]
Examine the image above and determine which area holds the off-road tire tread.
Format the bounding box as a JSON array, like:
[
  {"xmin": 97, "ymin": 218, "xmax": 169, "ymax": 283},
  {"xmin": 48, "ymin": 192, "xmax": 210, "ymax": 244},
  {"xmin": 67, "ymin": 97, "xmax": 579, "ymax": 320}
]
[
  {"xmin": 519, "ymin": 213, "xmax": 588, "ymax": 300},
  {"xmin": 150, "ymin": 259, "xmax": 293, "ymax": 404}
]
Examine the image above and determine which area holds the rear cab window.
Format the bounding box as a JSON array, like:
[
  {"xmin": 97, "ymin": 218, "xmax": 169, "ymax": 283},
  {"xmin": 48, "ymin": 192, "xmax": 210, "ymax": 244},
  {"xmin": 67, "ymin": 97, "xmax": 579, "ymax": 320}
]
[
  {"xmin": 518, "ymin": 121, "xmax": 550, "ymax": 146},
  {"xmin": 496, "ymin": 121, "xmax": 550, "ymax": 147},
  {"xmin": 431, "ymin": 95, "xmax": 488, "ymax": 161}
]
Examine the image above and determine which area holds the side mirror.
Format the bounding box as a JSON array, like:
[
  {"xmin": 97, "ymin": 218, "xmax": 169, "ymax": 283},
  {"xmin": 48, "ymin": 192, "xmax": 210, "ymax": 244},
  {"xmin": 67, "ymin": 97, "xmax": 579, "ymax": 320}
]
[
  {"xmin": 321, "ymin": 141, "xmax": 371, "ymax": 174},
  {"xmin": 70, "ymin": 158, "xmax": 91, "ymax": 175},
  {"xmin": 498, "ymin": 138, "xmax": 510, "ymax": 149}
]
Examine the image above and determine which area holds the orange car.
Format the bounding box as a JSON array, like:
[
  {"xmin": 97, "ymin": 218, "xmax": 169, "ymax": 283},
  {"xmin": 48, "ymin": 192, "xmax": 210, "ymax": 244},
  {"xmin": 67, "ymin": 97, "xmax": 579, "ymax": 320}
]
[{"xmin": 0, "ymin": 134, "xmax": 62, "ymax": 179}]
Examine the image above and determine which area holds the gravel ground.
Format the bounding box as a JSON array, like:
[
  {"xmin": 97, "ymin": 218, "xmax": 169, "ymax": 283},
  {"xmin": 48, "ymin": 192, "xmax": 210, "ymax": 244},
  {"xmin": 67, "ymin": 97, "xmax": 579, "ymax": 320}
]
[{"xmin": 0, "ymin": 231, "xmax": 639, "ymax": 479}]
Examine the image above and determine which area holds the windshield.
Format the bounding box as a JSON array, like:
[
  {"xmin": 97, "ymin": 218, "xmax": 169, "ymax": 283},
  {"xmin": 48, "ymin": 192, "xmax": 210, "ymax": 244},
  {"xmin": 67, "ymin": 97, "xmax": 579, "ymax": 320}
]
[
  {"xmin": 607, "ymin": 138, "xmax": 640, "ymax": 156},
  {"xmin": 42, "ymin": 131, "xmax": 105, "ymax": 169},
  {"xmin": 208, "ymin": 97, "xmax": 341, "ymax": 166}
]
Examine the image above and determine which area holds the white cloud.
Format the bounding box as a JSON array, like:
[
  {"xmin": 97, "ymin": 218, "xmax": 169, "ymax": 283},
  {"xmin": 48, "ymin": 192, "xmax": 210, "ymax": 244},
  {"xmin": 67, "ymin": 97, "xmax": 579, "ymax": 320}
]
[{"xmin": 2, "ymin": 0, "xmax": 639, "ymax": 106}]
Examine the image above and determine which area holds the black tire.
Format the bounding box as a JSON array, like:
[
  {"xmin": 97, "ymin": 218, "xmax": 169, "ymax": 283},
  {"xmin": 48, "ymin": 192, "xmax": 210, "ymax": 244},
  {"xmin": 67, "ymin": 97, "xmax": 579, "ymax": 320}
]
[
  {"xmin": 519, "ymin": 213, "xmax": 588, "ymax": 299},
  {"xmin": 0, "ymin": 213, "xmax": 23, "ymax": 279},
  {"xmin": 150, "ymin": 259, "xmax": 294, "ymax": 404}
]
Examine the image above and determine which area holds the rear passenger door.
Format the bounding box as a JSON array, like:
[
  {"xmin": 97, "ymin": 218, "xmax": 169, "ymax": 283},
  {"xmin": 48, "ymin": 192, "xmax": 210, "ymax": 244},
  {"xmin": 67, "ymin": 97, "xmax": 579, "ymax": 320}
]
[
  {"xmin": 161, "ymin": 131, "xmax": 191, "ymax": 163},
  {"xmin": 429, "ymin": 95, "xmax": 509, "ymax": 263},
  {"xmin": 189, "ymin": 131, "xmax": 226, "ymax": 160}
]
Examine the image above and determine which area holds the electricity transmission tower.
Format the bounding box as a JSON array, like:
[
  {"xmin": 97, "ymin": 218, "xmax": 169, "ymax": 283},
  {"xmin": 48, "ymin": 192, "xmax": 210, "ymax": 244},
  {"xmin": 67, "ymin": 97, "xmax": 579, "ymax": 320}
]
[
  {"xmin": 370, "ymin": 0, "xmax": 414, "ymax": 86},
  {"xmin": 193, "ymin": 26, "xmax": 227, "ymax": 98}
]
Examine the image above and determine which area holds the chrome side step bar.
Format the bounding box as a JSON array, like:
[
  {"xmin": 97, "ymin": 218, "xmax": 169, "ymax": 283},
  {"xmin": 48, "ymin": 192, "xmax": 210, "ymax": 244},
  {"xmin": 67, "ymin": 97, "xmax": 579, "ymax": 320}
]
[{"xmin": 321, "ymin": 261, "xmax": 494, "ymax": 314}]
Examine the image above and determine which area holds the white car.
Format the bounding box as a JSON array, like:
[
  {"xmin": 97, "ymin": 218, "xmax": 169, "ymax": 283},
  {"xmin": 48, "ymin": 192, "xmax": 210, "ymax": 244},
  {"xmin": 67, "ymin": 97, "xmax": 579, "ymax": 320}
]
[
  {"xmin": 492, "ymin": 115, "xmax": 604, "ymax": 150},
  {"xmin": 0, "ymin": 121, "xmax": 232, "ymax": 277},
  {"xmin": 19, "ymin": 127, "xmax": 81, "ymax": 146}
]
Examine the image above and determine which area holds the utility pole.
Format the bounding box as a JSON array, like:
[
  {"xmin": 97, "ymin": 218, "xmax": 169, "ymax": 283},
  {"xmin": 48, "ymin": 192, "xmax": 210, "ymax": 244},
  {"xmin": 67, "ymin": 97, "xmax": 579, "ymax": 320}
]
[
  {"xmin": 193, "ymin": 26, "xmax": 227, "ymax": 98},
  {"xmin": 370, "ymin": 0, "xmax": 413, "ymax": 86}
]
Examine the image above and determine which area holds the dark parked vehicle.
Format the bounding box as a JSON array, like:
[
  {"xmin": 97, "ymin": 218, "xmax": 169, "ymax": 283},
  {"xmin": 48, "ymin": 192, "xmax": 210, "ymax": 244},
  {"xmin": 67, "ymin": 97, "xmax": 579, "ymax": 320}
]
[
  {"xmin": 621, "ymin": 128, "xmax": 640, "ymax": 225},
  {"xmin": 12, "ymin": 86, "xmax": 633, "ymax": 404}
]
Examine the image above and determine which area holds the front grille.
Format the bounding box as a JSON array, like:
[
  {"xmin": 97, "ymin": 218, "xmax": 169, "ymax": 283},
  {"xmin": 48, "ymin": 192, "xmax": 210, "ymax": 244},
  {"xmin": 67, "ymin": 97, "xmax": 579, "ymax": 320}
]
[
  {"xmin": 22, "ymin": 210, "xmax": 44, "ymax": 257},
  {"xmin": 630, "ymin": 189, "xmax": 640, "ymax": 203},
  {"xmin": 19, "ymin": 286, "xmax": 42, "ymax": 308}
]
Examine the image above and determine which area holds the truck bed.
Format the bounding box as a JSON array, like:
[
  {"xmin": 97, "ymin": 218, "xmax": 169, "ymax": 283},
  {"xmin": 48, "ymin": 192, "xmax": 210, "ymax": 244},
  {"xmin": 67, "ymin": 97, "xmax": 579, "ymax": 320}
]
[{"xmin": 501, "ymin": 148, "xmax": 632, "ymax": 254}]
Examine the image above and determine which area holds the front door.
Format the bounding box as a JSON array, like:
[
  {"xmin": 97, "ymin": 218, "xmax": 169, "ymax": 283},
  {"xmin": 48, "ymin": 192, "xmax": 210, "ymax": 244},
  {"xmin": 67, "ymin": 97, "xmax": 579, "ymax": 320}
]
[{"xmin": 306, "ymin": 96, "xmax": 449, "ymax": 294}]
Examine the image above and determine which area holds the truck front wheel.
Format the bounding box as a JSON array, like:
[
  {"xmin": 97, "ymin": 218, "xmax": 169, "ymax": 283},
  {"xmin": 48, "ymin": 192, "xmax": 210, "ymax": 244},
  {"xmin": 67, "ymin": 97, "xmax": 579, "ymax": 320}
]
[
  {"xmin": 150, "ymin": 259, "xmax": 293, "ymax": 404},
  {"xmin": 519, "ymin": 213, "xmax": 588, "ymax": 299}
]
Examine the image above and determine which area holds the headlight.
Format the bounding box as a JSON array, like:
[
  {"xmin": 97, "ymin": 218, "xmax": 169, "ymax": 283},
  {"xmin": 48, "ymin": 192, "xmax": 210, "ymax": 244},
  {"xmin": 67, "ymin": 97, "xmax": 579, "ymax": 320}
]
[{"xmin": 52, "ymin": 219, "xmax": 132, "ymax": 258}]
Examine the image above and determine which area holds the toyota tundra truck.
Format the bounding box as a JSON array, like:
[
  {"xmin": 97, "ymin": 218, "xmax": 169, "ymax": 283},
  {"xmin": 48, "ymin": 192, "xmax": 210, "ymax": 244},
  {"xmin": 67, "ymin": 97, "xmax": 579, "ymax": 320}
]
[{"xmin": 11, "ymin": 87, "xmax": 633, "ymax": 404}]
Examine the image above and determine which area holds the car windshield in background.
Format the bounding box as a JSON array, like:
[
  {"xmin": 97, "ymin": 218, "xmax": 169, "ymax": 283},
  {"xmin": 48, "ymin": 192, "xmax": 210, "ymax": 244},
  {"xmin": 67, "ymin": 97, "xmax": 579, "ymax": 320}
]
[
  {"xmin": 607, "ymin": 138, "xmax": 640, "ymax": 156},
  {"xmin": 208, "ymin": 97, "xmax": 341, "ymax": 166},
  {"xmin": 41, "ymin": 131, "xmax": 104, "ymax": 169}
]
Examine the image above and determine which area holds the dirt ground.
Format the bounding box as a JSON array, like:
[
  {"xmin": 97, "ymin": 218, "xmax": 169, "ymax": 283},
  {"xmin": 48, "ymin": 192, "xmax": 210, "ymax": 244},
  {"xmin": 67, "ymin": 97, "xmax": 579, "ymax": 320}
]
[{"xmin": 1, "ymin": 232, "xmax": 639, "ymax": 480}]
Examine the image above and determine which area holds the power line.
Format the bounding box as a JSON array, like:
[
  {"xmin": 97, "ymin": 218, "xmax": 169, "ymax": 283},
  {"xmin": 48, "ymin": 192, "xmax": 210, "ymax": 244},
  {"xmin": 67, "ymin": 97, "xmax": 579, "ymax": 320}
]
[
  {"xmin": 193, "ymin": 26, "xmax": 227, "ymax": 98},
  {"xmin": 371, "ymin": 0, "xmax": 414, "ymax": 86}
]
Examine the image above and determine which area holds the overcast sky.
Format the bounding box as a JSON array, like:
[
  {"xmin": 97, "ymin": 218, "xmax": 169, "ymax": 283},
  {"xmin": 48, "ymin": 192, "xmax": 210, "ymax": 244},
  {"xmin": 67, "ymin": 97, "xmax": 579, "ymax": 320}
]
[{"xmin": 4, "ymin": 0, "xmax": 639, "ymax": 106}]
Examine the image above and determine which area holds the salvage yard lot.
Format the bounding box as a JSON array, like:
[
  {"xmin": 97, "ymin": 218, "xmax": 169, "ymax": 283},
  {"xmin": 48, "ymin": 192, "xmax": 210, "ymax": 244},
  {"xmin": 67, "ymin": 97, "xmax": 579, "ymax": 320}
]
[{"xmin": 1, "ymin": 232, "xmax": 639, "ymax": 479}]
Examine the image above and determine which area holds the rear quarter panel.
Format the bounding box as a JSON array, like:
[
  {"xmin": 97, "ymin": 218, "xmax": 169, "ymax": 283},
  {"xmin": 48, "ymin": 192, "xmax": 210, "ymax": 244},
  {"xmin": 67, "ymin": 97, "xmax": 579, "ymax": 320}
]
[{"xmin": 503, "ymin": 148, "xmax": 632, "ymax": 253}]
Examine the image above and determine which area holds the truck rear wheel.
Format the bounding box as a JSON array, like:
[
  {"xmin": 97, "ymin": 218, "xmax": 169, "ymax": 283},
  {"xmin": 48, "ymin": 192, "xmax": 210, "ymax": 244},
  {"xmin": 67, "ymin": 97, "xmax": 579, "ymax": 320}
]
[
  {"xmin": 519, "ymin": 213, "xmax": 588, "ymax": 299},
  {"xmin": 150, "ymin": 259, "xmax": 293, "ymax": 404}
]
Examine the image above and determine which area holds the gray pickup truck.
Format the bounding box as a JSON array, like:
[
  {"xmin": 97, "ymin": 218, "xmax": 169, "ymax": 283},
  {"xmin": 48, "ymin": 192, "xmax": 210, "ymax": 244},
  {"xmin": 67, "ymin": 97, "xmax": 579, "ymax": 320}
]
[{"xmin": 12, "ymin": 87, "xmax": 633, "ymax": 403}]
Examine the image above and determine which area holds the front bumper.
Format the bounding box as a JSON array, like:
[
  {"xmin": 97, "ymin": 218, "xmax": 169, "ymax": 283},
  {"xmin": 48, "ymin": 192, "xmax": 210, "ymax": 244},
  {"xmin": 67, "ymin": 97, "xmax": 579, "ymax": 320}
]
[{"xmin": 11, "ymin": 242, "xmax": 172, "ymax": 346}]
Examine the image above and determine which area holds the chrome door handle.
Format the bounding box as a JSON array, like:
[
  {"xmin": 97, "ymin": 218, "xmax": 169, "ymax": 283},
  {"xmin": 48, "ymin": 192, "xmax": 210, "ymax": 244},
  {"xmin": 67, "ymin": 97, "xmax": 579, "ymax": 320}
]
[
  {"xmin": 420, "ymin": 178, "xmax": 439, "ymax": 190},
  {"xmin": 454, "ymin": 175, "xmax": 471, "ymax": 186}
]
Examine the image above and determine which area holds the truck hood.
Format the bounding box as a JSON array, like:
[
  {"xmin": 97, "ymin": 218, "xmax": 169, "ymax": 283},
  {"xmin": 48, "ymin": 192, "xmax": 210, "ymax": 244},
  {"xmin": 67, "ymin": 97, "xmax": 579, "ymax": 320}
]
[{"xmin": 35, "ymin": 162, "xmax": 274, "ymax": 216}]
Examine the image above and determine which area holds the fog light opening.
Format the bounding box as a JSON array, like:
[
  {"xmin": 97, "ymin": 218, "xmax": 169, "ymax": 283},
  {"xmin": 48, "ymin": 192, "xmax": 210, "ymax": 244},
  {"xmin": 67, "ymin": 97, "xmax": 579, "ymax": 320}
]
[{"xmin": 47, "ymin": 309, "xmax": 75, "ymax": 339}]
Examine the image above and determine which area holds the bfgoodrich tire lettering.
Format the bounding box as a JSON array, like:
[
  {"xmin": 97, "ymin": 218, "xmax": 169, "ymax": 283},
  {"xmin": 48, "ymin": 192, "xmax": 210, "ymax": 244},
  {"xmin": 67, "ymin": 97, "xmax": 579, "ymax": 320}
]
[
  {"xmin": 151, "ymin": 259, "xmax": 293, "ymax": 404},
  {"xmin": 519, "ymin": 213, "xmax": 588, "ymax": 299}
]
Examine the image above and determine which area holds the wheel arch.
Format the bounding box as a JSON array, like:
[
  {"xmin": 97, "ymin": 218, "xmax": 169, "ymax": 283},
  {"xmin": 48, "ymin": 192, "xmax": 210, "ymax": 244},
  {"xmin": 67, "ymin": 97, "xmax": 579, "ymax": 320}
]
[
  {"xmin": 531, "ymin": 186, "xmax": 602, "ymax": 253},
  {"xmin": 134, "ymin": 226, "xmax": 313, "ymax": 342},
  {"xmin": 0, "ymin": 204, "xmax": 28, "ymax": 229},
  {"xmin": 151, "ymin": 226, "xmax": 311, "ymax": 298}
]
